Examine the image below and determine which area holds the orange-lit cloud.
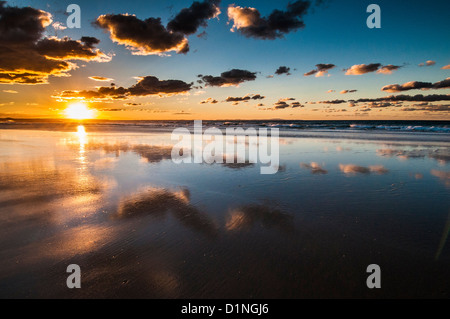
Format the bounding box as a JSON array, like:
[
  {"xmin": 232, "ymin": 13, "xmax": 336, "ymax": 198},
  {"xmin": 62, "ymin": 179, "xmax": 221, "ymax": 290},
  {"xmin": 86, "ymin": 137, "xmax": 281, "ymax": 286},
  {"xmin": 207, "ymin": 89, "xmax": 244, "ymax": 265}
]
[
  {"xmin": 382, "ymin": 78, "xmax": 450, "ymax": 93},
  {"xmin": 227, "ymin": 1, "xmax": 310, "ymax": 39},
  {"xmin": 89, "ymin": 76, "xmax": 114, "ymax": 82},
  {"xmin": 53, "ymin": 76, "xmax": 192, "ymax": 102},
  {"xmin": 418, "ymin": 60, "xmax": 436, "ymax": 67},
  {"xmin": 345, "ymin": 63, "xmax": 381, "ymax": 75},
  {"xmin": 0, "ymin": 2, "xmax": 109, "ymax": 84},
  {"xmin": 200, "ymin": 69, "xmax": 257, "ymax": 87}
]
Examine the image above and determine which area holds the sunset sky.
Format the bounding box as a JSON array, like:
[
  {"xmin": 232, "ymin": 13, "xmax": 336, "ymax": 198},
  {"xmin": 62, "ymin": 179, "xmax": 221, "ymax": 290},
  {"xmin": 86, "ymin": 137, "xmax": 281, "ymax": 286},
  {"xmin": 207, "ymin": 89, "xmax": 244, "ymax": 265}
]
[{"xmin": 0, "ymin": 0, "xmax": 449, "ymax": 120}]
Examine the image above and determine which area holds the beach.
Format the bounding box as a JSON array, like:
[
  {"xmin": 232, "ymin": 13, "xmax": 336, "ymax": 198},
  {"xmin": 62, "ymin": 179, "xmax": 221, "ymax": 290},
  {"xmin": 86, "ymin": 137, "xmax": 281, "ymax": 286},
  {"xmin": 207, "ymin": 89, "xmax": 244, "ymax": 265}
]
[{"xmin": 0, "ymin": 120, "xmax": 449, "ymax": 298}]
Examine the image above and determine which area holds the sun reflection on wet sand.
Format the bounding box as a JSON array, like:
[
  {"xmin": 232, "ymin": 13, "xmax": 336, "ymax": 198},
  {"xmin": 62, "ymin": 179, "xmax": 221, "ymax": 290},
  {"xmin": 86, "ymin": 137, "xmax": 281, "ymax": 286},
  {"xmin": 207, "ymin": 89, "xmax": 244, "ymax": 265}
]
[{"xmin": 76, "ymin": 125, "xmax": 87, "ymax": 165}]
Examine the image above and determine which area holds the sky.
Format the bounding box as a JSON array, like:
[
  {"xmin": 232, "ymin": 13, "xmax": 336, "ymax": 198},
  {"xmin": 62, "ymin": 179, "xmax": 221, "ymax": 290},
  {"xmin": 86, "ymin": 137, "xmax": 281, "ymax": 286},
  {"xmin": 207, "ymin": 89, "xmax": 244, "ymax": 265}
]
[{"xmin": 0, "ymin": 0, "xmax": 449, "ymax": 120}]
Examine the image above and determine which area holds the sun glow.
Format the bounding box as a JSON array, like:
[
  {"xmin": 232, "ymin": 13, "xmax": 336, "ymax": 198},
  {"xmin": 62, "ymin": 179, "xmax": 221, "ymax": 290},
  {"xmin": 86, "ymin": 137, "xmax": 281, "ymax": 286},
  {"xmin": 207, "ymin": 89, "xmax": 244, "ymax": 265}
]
[{"xmin": 64, "ymin": 103, "xmax": 95, "ymax": 120}]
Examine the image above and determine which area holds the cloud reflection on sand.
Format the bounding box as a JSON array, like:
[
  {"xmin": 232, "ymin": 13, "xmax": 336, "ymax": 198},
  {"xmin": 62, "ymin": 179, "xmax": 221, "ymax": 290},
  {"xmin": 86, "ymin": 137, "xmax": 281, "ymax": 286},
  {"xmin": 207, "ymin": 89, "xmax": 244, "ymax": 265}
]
[
  {"xmin": 300, "ymin": 162, "xmax": 328, "ymax": 174},
  {"xmin": 339, "ymin": 164, "xmax": 389, "ymax": 175},
  {"xmin": 377, "ymin": 148, "xmax": 450, "ymax": 164},
  {"xmin": 85, "ymin": 142, "xmax": 174, "ymax": 163},
  {"xmin": 226, "ymin": 204, "xmax": 294, "ymax": 232},
  {"xmin": 431, "ymin": 169, "xmax": 450, "ymax": 187},
  {"xmin": 116, "ymin": 187, "xmax": 218, "ymax": 238}
]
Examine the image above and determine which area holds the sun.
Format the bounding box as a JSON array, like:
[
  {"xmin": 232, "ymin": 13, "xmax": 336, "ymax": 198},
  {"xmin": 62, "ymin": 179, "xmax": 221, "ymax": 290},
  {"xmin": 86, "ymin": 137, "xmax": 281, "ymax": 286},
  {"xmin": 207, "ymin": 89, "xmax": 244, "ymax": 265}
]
[{"xmin": 64, "ymin": 103, "xmax": 95, "ymax": 120}]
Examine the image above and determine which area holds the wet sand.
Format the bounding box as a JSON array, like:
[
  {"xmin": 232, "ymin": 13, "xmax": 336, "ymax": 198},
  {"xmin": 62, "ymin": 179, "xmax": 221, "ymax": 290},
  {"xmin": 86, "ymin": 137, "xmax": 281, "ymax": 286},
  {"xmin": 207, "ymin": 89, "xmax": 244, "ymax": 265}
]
[{"xmin": 0, "ymin": 126, "xmax": 449, "ymax": 298}]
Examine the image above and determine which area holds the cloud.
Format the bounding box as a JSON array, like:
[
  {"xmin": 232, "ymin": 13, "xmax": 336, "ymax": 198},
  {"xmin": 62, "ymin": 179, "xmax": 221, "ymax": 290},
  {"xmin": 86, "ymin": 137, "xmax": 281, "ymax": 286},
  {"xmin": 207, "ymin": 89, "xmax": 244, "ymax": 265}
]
[
  {"xmin": 200, "ymin": 69, "xmax": 257, "ymax": 87},
  {"xmin": 275, "ymin": 66, "xmax": 291, "ymax": 75},
  {"xmin": 274, "ymin": 101, "xmax": 290, "ymax": 109},
  {"xmin": 340, "ymin": 90, "xmax": 357, "ymax": 94},
  {"xmin": 200, "ymin": 97, "xmax": 219, "ymax": 104},
  {"xmin": 442, "ymin": 65, "xmax": 450, "ymax": 70},
  {"xmin": 291, "ymin": 101, "xmax": 303, "ymax": 108},
  {"xmin": 225, "ymin": 94, "xmax": 265, "ymax": 103},
  {"xmin": 54, "ymin": 76, "xmax": 192, "ymax": 102},
  {"xmin": 123, "ymin": 102, "xmax": 141, "ymax": 106},
  {"xmin": 89, "ymin": 76, "xmax": 114, "ymax": 82},
  {"xmin": 361, "ymin": 102, "xmax": 393, "ymax": 108},
  {"xmin": 326, "ymin": 90, "xmax": 335, "ymax": 93},
  {"xmin": 95, "ymin": 1, "xmax": 221, "ymax": 56},
  {"xmin": 376, "ymin": 64, "xmax": 402, "ymax": 74},
  {"xmin": 353, "ymin": 94, "xmax": 450, "ymax": 103},
  {"xmin": 227, "ymin": 0, "xmax": 311, "ymax": 39},
  {"xmin": 381, "ymin": 78, "xmax": 450, "ymax": 92},
  {"xmin": 95, "ymin": 14, "xmax": 189, "ymax": 55},
  {"xmin": 51, "ymin": 21, "xmax": 66, "ymax": 30},
  {"xmin": 419, "ymin": 60, "xmax": 436, "ymax": 67},
  {"xmin": 2, "ymin": 90, "xmax": 18, "ymax": 94},
  {"xmin": 167, "ymin": 0, "xmax": 221, "ymax": 35},
  {"xmin": 345, "ymin": 63, "xmax": 381, "ymax": 75},
  {"xmin": 339, "ymin": 164, "xmax": 388, "ymax": 175},
  {"xmin": 35, "ymin": 37, "xmax": 109, "ymax": 61},
  {"xmin": 272, "ymin": 98, "xmax": 299, "ymax": 109},
  {"xmin": 400, "ymin": 104, "xmax": 450, "ymax": 112},
  {"xmin": 304, "ymin": 63, "xmax": 335, "ymax": 77},
  {"xmin": 318, "ymin": 99, "xmax": 347, "ymax": 104},
  {"xmin": 0, "ymin": 2, "xmax": 109, "ymax": 84}
]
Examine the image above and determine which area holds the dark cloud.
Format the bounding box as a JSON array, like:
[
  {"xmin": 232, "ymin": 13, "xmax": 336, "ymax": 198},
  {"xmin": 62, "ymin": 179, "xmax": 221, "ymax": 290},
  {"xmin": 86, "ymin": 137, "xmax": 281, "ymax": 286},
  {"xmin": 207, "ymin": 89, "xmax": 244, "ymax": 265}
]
[
  {"xmin": 252, "ymin": 94, "xmax": 265, "ymax": 100},
  {"xmin": 96, "ymin": 1, "xmax": 221, "ymax": 55},
  {"xmin": 304, "ymin": 63, "xmax": 335, "ymax": 77},
  {"xmin": 200, "ymin": 69, "xmax": 257, "ymax": 87},
  {"xmin": 274, "ymin": 101, "xmax": 290, "ymax": 109},
  {"xmin": 0, "ymin": 2, "xmax": 109, "ymax": 84},
  {"xmin": 95, "ymin": 14, "xmax": 189, "ymax": 55},
  {"xmin": 227, "ymin": 0, "xmax": 311, "ymax": 39},
  {"xmin": 200, "ymin": 97, "xmax": 219, "ymax": 104},
  {"xmin": 400, "ymin": 104, "xmax": 450, "ymax": 112},
  {"xmin": 272, "ymin": 98, "xmax": 300, "ymax": 109},
  {"xmin": 382, "ymin": 78, "xmax": 450, "ymax": 92},
  {"xmin": 275, "ymin": 66, "xmax": 291, "ymax": 75},
  {"xmin": 35, "ymin": 37, "xmax": 108, "ymax": 61},
  {"xmin": 340, "ymin": 90, "xmax": 357, "ymax": 94},
  {"xmin": 318, "ymin": 99, "xmax": 347, "ymax": 104},
  {"xmin": 0, "ymin": 1, "xmax": 51, "ymax": 45},
  {"xmin": 308, "ymin": 94, "xmax": 450, "ymax": 110},
  {"xmin": 54, "ymin": 76, "xmax": 192, "ymax": 101},
  {"xmin": 123, "ymin": 102, "xmax": 142, "ymax": 106},
  {"xmin": 225, "ymin": 94, "xmax": 265, "ymax": 103},
  {"xmin": 345, "ymin": 63, "xmax": 381, "ymax": 75},
  {"xmin": 354, "ymin": 94, "xmax": 450, "ymax": 103},
  {"xmin": 167, "ymin": 0, "xmax": 221, "ymax": 35}
]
